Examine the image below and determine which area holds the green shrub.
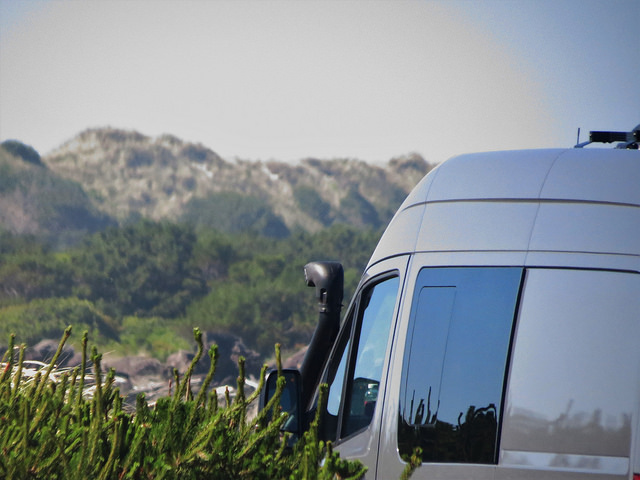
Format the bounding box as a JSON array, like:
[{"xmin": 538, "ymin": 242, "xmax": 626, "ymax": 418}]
[
  {"xmin": 0, "ymin": 327, "xmax": 369, "ymax": 479},
  {"xmin": 0, "ymin": 297, "xmax": 118, "ymax": 351},
  {"xmin": 113, "ymin": 316, "xmax": 191, "ymax": 361}
]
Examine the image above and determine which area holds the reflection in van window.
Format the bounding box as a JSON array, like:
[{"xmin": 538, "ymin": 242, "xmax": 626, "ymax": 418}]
[
  {"xmin": 342, "ymin": 275, "xmax": 399, "ymax": 438},
  {"xmin": 323, "ymin": 274, "xmax": 400, "ymax": 441},
  {"xmin": 398, "ymin": 267, "xmax": 522, "ymax": 464},
  {"xmin": 326, "ymin": 336, "xmax": 350, "ymax": 417}
]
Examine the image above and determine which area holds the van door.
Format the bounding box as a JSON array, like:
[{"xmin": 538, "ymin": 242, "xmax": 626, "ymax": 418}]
[
  {"xmin": 315, "ymin": 255, "xmax": 409, "ymax": 478},
  {"xmin": 376, "ymin": 265, "xmax": 639, "ymax": 480}
]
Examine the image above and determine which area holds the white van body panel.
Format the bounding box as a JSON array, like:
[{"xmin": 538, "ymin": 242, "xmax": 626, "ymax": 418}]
[
  {"xmin": 540, "ymin": 149, "xmax": 640, "ymax": 205},
  {"xmin": 331, "ymin": 147, "xmax": 640, "ymax": 479},
  {"xmin": 369, "ymin": 148, "xmax": 640, "ymax": 268}
]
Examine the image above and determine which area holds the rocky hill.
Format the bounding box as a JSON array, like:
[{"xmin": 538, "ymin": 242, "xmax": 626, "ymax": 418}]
[{"xmin": 43, "ymin": 128, "xmax": 432, "ymax": 235}]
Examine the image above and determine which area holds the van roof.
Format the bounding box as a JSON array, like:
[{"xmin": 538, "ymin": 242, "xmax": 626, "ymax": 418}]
[
  {"xmin": 406, "ymin": 148, "xmax": 640, "ymax": 207},
  {"xmin": 369, "ymin": 148, "xmax": 640, "ymax": 270}
]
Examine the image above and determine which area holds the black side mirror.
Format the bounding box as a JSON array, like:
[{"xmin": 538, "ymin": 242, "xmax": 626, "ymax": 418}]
[{"xmin": 259, "ymin": 369, "xmax": 303, "ymax": 438}]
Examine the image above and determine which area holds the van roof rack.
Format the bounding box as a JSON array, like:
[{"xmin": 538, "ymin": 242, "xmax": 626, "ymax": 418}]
[{"xmin": 574, "ymin": 124, "xmax": 639, "ymax": 149}]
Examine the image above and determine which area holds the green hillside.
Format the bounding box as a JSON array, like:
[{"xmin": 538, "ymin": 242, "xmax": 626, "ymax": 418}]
[
  {"xmin": 0, "ymin": 141, "xmax": 115, "ymax": 249},
  {"xmin": 0, "ymin": 130, "xmax": 427, "ymax": 373}
]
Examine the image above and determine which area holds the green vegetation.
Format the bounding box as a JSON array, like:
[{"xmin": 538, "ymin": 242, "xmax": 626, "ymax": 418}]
[
  {"xmin": 73, "ymin": 220, "xmax": 206, "ymax": 318},
  {"xmin": 337, "ymin": 188, "xmax": 381, "ymax": 228},
  {"xmin": 182, "ymin": 192, "xmax": 290, "ymax": 238},
  {"xmin": 0, "ymin": 135, "xmax": 425, "ymax": 478},
  {"xmin": 0, "ymin": 145, "xmax": 116, "ymax": 248},
  {"xmin": 0, "ymin": 221, "xmax": 381, "ymax": 362},
  {"xmin": 0, "ymin": 328, "xmax": 370, "ymax": 479},
  {"xmin": 111, "ymin": 316, "xmax": 192, "ymax": 362},
  {"xmin": 0, "ymin": 139, "xmax": 43, "ymax": 167},
  {"xmin": 294, "ymin": 186, "xmax": 333, "ymax": 226},
  {"xmin": 0, "ymin": 297, "xmax": 118, "ymax": 350}
]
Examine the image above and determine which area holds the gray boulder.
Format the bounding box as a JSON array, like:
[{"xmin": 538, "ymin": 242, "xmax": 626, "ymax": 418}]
[{"xmin": 24, "ymin": 339, "xmax": 83, "ymax": 368}]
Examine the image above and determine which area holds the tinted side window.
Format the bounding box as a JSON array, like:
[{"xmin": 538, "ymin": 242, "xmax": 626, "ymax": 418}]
[
  {"xmin": 398, "ymin": 267, "xmax": 522, "ymax": 463},
  {"xmin": 323, "ymin": 274, "xmax": 400, "ymax": 441}
]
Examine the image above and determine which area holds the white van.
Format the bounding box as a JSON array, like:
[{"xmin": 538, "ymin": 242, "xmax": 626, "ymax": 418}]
[{"xmin": 263, "ymin": 127, "xmax": 640, "ymax": 479}]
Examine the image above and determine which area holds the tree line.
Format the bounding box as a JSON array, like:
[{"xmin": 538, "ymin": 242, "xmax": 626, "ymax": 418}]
[{"xmin": 0, "ymin": 221, "xmax": 381, "ymax": 361}]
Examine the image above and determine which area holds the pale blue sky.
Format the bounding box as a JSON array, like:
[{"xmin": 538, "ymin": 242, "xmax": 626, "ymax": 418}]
[{"xmin": 1, "ymin": 0, "xmax": 638, "ymax": 164}]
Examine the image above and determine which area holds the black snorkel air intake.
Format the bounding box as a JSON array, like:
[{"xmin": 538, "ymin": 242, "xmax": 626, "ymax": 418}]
[{"xmin": 299, "ymin": 261, "xmax": 344, "ymax": 409}]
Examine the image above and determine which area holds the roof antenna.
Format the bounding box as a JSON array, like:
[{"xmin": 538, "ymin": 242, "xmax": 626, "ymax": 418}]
[{"xmin": 575, "ymin": 127, "xmax": 591, "ymax": 148}]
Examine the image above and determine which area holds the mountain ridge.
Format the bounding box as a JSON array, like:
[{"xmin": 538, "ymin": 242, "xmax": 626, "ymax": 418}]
[{"xmin": 4, "ymin": 127, "xmax": 433, "ymax": 240}]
